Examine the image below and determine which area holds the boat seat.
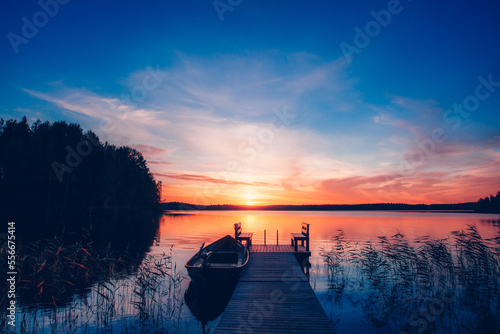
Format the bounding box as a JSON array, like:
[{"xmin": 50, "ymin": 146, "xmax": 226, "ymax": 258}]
[
  {"xmin": 291, "ymin": 222, "xmax": 310, "ymax": 251},
  {"xmin": 234, "ymin": 222, "xmax": 253, "ymax": 247},
  {"xmin": 206, "ymin": 251, "xmax": 239, "ymax": 264}
]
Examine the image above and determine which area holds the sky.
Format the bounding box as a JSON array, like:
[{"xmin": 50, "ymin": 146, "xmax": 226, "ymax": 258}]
[{"xmin": 1, "ymin": 0, "xmax": 500, "ymax": 205}]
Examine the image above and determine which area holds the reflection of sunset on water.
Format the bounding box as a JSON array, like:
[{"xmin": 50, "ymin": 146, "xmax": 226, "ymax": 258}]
[
  {"xmin": 158, "ymin": 211, "xmax": 500, "ymax": 253},
  {"xmin": 155, "ymin": 211, "xmax": 500, "ymax": 332}
]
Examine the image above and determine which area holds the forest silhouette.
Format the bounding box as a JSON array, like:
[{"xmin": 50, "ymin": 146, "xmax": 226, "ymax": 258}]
[
  {"xmin": 0, "ymin": 117, "xmax": 163, "ymax": 309},
  {"xmin": 0, "ymin": 117, "xmax": 162, "ymax": 239}
]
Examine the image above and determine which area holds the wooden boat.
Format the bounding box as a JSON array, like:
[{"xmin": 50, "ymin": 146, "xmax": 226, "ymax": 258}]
[{"xmin": 185, "ymin": 235, "xmax": 249, "ymax": 285}]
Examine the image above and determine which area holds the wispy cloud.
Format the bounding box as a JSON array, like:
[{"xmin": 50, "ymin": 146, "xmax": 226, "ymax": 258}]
[
  {"xmin": 19, "ymin": 52, "xmax": 500, "ymax": 204},
  {"xmin": 157, "ymin": 173, "xmax": 270, "ymax": 187}
]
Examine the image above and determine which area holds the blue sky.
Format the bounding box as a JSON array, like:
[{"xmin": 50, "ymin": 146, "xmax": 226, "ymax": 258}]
[{"xmin": 2, "ymin": 0, "xmax": 500, "ymax": 204}]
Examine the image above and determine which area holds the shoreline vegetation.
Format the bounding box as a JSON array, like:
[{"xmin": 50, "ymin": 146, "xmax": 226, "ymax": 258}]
[
  {"xmin": 0, "ymin": 117, "xmax": 165, "ymax": 325},
  {"xmin": 320, "ymin": 226, "xmax": 500, "ymax": 333},
  {"xmin": 162, "ymin": 191, "xmax": 500, "ymax": 213}
]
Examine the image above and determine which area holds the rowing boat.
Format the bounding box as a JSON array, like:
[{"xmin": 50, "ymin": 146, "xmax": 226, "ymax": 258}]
[{"xmin": 185, "ymin": 235, "xmax": 249, "ymax": 285}]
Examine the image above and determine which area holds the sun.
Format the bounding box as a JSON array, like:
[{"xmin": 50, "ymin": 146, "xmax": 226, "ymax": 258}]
[{"xmin": 244, "ymin": 193, "xmax": 257, "ymax": 206}]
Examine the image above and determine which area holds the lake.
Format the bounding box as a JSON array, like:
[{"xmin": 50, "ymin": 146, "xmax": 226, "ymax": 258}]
[
  {"xmin": 158, "ymin": 210, "xmax": 500, "ymax": 334},
  {"xmin": 12, "ymin": 210, "xmax": 500, "ymax": 333}
]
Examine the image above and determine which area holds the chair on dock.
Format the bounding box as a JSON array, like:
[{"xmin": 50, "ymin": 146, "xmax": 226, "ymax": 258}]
[
  {"xmin": 234, "ymin": 222, "xmax": 253, "ymax": 247},
  {"xmin": 291, "ymin": 222, "xmax": 310, "ymax": 251}
]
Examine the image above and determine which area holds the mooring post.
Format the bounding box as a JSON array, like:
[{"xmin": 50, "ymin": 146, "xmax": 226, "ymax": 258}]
[
  {"xmin": 264, "ymin": 230, "xmax": 266, "ymax": 246},
  {"xmin": 277, "ymin": 230, "xmax": 279, "ymax": 245}
]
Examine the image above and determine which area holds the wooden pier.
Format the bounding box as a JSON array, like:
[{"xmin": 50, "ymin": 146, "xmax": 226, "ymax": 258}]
[{"xmin": 214, "ymin": 244, "xmax": 334, "ymax": 334}]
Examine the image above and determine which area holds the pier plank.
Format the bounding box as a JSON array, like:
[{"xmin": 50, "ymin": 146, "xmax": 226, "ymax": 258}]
[{"xmin": 214, "ymin": 246, "xmax": 334, "ymax": 334}]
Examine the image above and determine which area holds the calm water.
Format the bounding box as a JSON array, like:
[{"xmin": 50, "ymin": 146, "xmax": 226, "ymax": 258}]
[
  {"xmin": 14, "ymin": 210, "xmax": 500, "ymax": 333},
  {"xmin": 157, "ymin": 210, "xmax": 500, "ymax": 334}
]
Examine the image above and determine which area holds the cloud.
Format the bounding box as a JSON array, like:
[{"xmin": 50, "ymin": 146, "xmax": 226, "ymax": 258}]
[
  {"xmin": 156, "ymin": 173, "xmax": 270, "ymax": 187},
  {"xmin": 19, "ymin": 51, "xmax": 500, "ymax": 204},
  {"xmin": 147, "ymin": 161, "xmax": 176, "ymax": 166},
  {"xmin": 21, "ymin": 87, "xmax": 171, "ymax": 147},
  {"xmin": 130, "ymin": 144, "xmax": 170, "ymax": 156},
  {"xmin": 372, "ymin": 112, "xmax": 407, "ymax": 127}
]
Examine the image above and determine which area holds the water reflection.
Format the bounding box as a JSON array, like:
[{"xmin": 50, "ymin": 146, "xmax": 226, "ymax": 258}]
[
  {"xmin": 160, "ymin": 211, "xmax": 500, "ymax": 247},
  {"xmin": 2, "ymin": 211, "xmax": 161, "ymax": 308},
  {"xmin": 481, "ymin": 218, "xmax": 500, "ymax": 227},
  {"xmin": 185, "ymin": 280, "xmax": 238, "ymax": 333}
]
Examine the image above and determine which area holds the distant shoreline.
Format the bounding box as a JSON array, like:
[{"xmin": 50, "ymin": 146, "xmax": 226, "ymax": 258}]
[
  {"xmin": 161, "ymin": 202, "xmax": 495, "ymax": 213},
  {"xmin": 164, "ymin": 209, "xmax": 482, "ymax": 214}
]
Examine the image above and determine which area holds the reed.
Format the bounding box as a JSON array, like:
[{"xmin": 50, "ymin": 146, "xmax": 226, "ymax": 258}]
[
  {"xmin": 0, "ymin": 239, "xmax": 185, "ymax": 333},
  {"xmin": 320, "ymin": 225, "xmax": 500, "ymax": 333},
  {"xmin": 319, "ymin": 229, "xmax": 359, "ymax": 326},
  {"xmin": 0, "ymin": 232, "xmax": 133, "ymax": 309}
]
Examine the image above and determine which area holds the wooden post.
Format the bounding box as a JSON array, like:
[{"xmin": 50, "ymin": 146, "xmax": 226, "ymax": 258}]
[
  {"xmin": 264, "ymin": 230, "xmax": 266, "ymax": 246},
  {"xmin": 276, "ymin": 230, "xmax": 279, "ymax": 245},
  {"xmin": 306, "ymin": 223, "xmax": 310, "ymax": 252}
]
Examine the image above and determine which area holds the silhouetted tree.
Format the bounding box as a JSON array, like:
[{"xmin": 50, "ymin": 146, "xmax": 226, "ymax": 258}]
[
  {"xmin": 477, "ymin": 191, "xmax": 500, "ymax": 213},
  {"xmin": 0, "ymin": 117, "xmax": 162, "ymax": 237}
]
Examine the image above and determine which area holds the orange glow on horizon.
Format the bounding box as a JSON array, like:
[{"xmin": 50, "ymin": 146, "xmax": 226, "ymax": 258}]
[
  {"xmin": 157, "ymin": 169, "xmax": 500, "ymax": 206},
  {"xmin": 161, "ymin": 187, "xmax": 497, "ymax": 206}
]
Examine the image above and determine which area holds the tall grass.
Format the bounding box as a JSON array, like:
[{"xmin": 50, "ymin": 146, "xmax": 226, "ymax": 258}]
[
  {"xmin": 0, "ymin": 242, "xmax": 185, "ymax": 333},
  {"xmin": 320, "ymin": 229, "xmax": 359, "ymax": 327},
  {"xmin": 0, "ymin": 232, "xmax": 138, "ymax": 309},
  {"xmin": 320, "ymin": 225, "xmax": 500, "ymax": 333}
]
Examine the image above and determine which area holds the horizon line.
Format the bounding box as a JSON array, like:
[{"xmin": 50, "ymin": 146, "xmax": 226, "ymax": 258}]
[{"xmin": 161, "ymin": 201, "xmax": 478, "ymax": 207}]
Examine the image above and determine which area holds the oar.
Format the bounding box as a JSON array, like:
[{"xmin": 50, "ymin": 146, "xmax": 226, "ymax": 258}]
[{"xmin": 196, "ymin": 242, "xmax": 205, "ymax": 258}]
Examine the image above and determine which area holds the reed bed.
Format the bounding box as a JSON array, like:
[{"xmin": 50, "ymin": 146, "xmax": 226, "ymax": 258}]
[
  {"xmin": 320, "ymin": 225, "xmax": 500, "ymax": 334},
  {"xmin": 0, "ymin": 233, "xmax": 135, "ymax": 309},
  {"xmin": 0, "ymin": 240, "xmax": 186, "ymax": 333}
]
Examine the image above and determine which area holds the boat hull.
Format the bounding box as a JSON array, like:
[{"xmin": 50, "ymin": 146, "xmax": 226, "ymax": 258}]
[
  {"xmin": 186, "ymin": 265, "xmax": 245, "ymax": 286},
  {"xmin": 185, "ymin": 235, "xmax": 249, "ymax": 286}
]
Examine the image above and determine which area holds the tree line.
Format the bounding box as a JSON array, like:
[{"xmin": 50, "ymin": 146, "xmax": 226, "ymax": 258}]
[
  {"xmin": 164, "ymin": 193, "xmax": 500, "ymax": 213},
  {"xmin": 476, "ymin": 191, "xmax": 500, "ymax": 213},
  {"xmin": 0, "ymin": 117, "xmax": 162, "ymax": 237}
]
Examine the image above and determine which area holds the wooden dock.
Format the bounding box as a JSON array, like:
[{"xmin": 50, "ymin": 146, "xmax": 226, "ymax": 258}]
[
  {"xmin": 214, "ymin": 245, "xmax": 334, "ymax": 334},
  {"xmin": 251, "ymin": 244, "xmax": 308, "ymax": 253}
]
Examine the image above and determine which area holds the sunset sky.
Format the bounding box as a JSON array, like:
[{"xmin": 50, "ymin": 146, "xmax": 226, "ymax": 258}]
[{"xmin": 1, "ymin": 0, "xmax": 500, "ymax": 205}]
